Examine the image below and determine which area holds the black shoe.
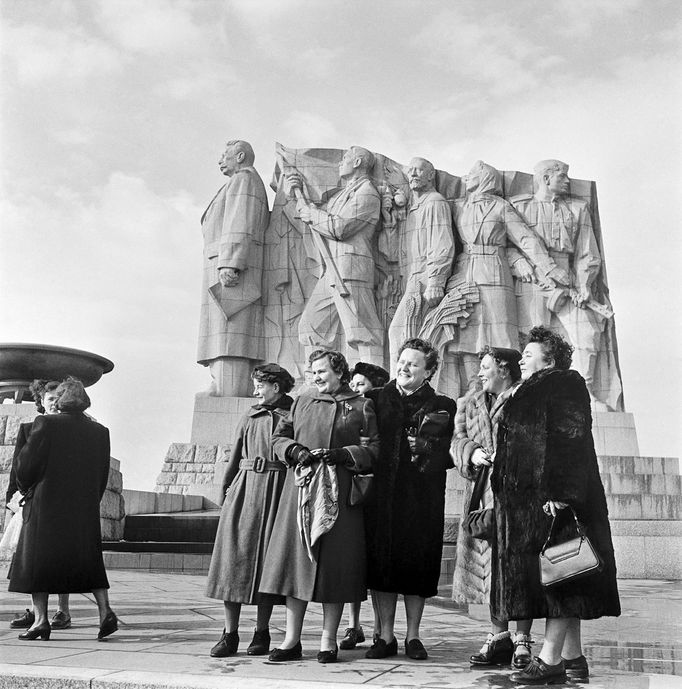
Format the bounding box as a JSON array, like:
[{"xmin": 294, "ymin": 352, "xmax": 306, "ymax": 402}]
[
  {"xmin": 470, "ymin": 632, "xmax": 513, "ymax": 666},
  {"xmin": 268, "ymin": 641, "xmax": 303, "ymax": 662},
  {"xmin": 246, "ymin": 627, "xmax": 270, "ymax": 656},
  {"xmin": 18, "ymin": 622, "xmax": 51, "ymax": 641},
  {"xmin": 405, "ymin": 638, "xmax": 428, "ymax": 660},
  {"xmin": 317, "ymin": 643, "xmax": 338, "ymax": 663},
  {"xmin": 339, "ymin": 626, "xmax": 365, "ymax": 650},
  {"xmin": 50, "ymin": 611, "xmax": 72, "ymax": 630},
  {"xmin": 510, "ymin": 656, "xmax": 567, "ymax": 685},
  {"xmin": 365, "ymin": 636, "xmax": 398, "ymax": 659},
  {"xmin": 10, "ymin": 609, "xmax": 35, "ymax": 629},
  {"xmin": 563, "ymin": 654, "xmax": 589, "ymax": 679},
  {"xmin": 97, "ymin": 611, "xmax": 118, "ymax": 641},
  {"xmin": 210, "ymin": 629, "xmax": 239, "ymax": 657}
]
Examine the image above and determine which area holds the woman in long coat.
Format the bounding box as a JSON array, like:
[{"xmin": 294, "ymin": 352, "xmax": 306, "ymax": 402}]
[
  {"xmin": 365, "ymin": 338, "xmax": 456, "ymax": 661},
  {"xmin": 259, "ymin": 350, "xmax": 379, "ymax": 663},
  {"xmin": 451, "ymin": 347, "xmax": 533, "ymax": 668},
  {"xmin": 206, "ymin": 364, "xmax": 295, "ymax": 657},
  {"xmin": 9, "ymin": 377, "xmax": 117, "ymax": 641},
  {"xmin": 492, "ymin": 327, "xmax": 620, "ymax": 685}
]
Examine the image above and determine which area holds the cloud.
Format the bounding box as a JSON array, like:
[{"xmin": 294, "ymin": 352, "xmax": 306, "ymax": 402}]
[
  {"xmin": 280, "ymin": 111, "xmax": 339, "ymax": 146},
  {"xmin": 156, "ymin": 63, "xmax": 241, "ymax": 100},
  {"xmin": 95, "ymin": 0, "xmax": 203, "ymax": 55},
  {"xmin": 2, "ymin": 23, "xmax": 122, "ymax": 85}
]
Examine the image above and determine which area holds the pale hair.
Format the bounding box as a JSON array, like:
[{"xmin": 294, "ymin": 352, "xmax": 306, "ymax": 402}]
[
  {"xmin": 225, "ymin": 140, "xmax": 255, "ymax": 166},
  {"xmin": 349, "ymin": 146, "xmax": 375, "ymax": 173},
  {"xmin": 533, "ymin": 159, "xmax": 568, "ymax": 188}
]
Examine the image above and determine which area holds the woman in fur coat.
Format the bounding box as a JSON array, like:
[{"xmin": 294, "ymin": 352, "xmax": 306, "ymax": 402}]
[
  {"xmin": 205, "ymin": 364, "xmax": 295, "ymax": 658},
  {"xmin": 365, "ymin": 338, "xmax": 456, "ymax": 661},
  {"xmin": 491, "ymin": 327, "xmax": 620, "ymax": 685},
  {"xmin": 451, "ymin": 346, "xmax": 533, "ymax": 669}
]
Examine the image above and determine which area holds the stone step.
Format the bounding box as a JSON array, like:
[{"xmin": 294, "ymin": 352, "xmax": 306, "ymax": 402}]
[
  {"xmin": 123, "ymin": 510, "xmax": 220, "ymax": 543},
  {"xmin": 607, "ymin": 494, "xmax": 681, "ymax": 520},
  {"xmin": 601, "ymin": 473, "xmax": 681, "ymax": 495},
  {"xmin": 598, "ymin": 456, "xmax": 680, "ymax": 475},
  {"xmin": 103, "ymin": 550, "xmax": 211, "ymax": 573}
]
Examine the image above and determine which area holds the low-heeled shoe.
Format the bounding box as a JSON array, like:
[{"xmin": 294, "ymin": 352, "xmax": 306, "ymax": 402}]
[
  {"xmin": 210, "ymin": 629, "xmax": 239, "ymax": 657},
  {"xmin": 405, "ymin": 638, "xmax": 428, "ymax": 660},
  {"xmin": 339, "ymin": 626, "xmax": 365, "ymax": 650},
  {"xmin": 563, "ymin": 654, "xmax": 589, "ymax": 679},
  {"xmin": 10, "ymin": 609, "xmax": 35, "ymax": 629},
  {"xmin": 510, "ymin": 656, "xmax": 567, "ymax": 685},
  {"xmin": 268, "ymin": 641, "xmax": 302, "ymax": 662},
  {"xmin": 317, "ymin": 644, "xmax": 338, "ymax": 664},
  {"xmin": 50, "ymin": 611, "xmax": 72, "ymax": 630},
  {"xmin": 97, "ymin": 611, "xmax": 118, "ymax": 640},
  {"xmin": 470, "ymin": 632, "xmax": 513, "ymax": 665},
  {"xmin": 18, "ymin": 622, "xmax": 51, "ymax": 641},
  {"xmin": 246, "ymin": 628, "xmax": 270, "ymax": 656},
  {"xmin": 365, "ymin": 636, "xmax": 398, "ymax": 659}
]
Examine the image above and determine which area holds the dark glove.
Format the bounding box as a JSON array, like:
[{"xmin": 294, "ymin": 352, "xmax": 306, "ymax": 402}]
[
  {"xmin": 286, "ymin": 443, "xmax": 315, "ymax": 467},
  {"xmin": 321, "ymin": 448, "xmax": 352, "ymax": 466}
]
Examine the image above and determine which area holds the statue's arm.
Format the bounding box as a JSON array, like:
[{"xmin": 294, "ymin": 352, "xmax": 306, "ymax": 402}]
[
  {"xmin": 307, "ymin": 187, "xmax": 380, "ymax": 242},
  {"xmin": 573, "ymin": 204, "xmax": 602, "ymax": 296}
]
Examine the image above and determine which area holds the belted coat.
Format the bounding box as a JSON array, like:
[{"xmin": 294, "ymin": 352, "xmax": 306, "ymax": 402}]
[{"xmin": 259, "ymin": 385, "xmax": 378, "ymax": 603}]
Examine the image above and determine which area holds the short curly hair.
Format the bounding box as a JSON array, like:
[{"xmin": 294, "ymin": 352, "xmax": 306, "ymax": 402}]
[
  {"xmin": 29, "ymin": 379, "xmax": 62, "ymax": 414},
  {"xmin": 397, "ymin": 338, "xmax": 439, "ymax": 377},
  {"xmin": 527, "ymin": 326, "xmax": 573, "ymax": 370},
  {"xmin": 308, "ymin": 349, "xmax": 350, "ymax": 384},
  {"xmin": 252, "ymin": 364, "xmax": 295, "ymax": 393},
  {"xmin": 351, "ymin": 362, "xmax": 389, "ymax": 388},
  {"xmin": 478, "ymin": 346, "xmax": 522, "ymax": 382}
]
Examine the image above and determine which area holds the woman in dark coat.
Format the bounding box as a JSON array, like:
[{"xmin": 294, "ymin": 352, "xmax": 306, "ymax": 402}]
[
  {"xmin": 491, "ymin": 327, "xmax": 620, "ymax": 685},
  {"xmin": 365, "ymin": 338, "xmax": 456, "ymax": 661},
  {"xmin": 8, "ymin": 377, "xmax": 117, "ymax": 641},
  {"xmin": 259, "ymin": 350, "xmax": 379, "ymax": 664},
  {"xmin": 206, "ymin": 363, "xmax": 294, "ymax": 658}
]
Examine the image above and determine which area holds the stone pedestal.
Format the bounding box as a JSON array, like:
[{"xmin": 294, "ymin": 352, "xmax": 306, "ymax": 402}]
[{"xmin": 592, "ymin": 411, "xmax": 640, "ymax": 456}]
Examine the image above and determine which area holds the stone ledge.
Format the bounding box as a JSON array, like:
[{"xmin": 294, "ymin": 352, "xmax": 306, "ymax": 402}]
[{"xmin": 610, "ymin": 520, "xmax": 682, "ymax": 536}]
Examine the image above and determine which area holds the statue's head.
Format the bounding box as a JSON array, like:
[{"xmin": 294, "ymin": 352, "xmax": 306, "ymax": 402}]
[
  {"xmin": 534, "ymin": 159, "xmax": 570, "ymax": 197},
  {"xmin": 219, "ymin": 140, "xmax": 255, "ymax": 176},
  {"xmin": 466, "ymin": 160, "xmax": 502, "ymax": 195},
  {"xmin": 339, "ymin": 146, "xmax": 375, "ymax": 178},
  {"xmin": 407, "ymin": 157, "xmax": 436, "ymax": 192}
]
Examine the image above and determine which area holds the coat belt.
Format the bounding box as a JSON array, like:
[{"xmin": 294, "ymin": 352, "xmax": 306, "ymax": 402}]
[{"xmin": 239, "ymin": 457, "xmax": 285, "ymax": 473}]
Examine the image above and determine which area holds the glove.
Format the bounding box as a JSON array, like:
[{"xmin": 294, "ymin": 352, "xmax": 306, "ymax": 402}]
[
  {"xmin": 285, "ymin": 443, "xmax": 315, "ymax": 467},
  {"xmin": 321, "ymin": 448, "xmax": 352, "ymax": 466}
]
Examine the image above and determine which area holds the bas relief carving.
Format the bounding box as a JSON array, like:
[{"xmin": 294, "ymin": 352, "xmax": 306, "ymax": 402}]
[{"xmin": 198, "ymin": 142, "xmax": 624, "ymax": 411}]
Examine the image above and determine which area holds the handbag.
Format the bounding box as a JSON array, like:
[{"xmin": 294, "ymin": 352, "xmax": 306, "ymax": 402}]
[
  {"xmin": 539, "ymin": 506, "xmax": 603, "ymax": 587},
  {"xmin": 461, "ymin": 464, "xmax": 494, "ymax": 541},
  {"xmin": 349, "ymin": 473, "xmax": 374, "ymax": 506}
]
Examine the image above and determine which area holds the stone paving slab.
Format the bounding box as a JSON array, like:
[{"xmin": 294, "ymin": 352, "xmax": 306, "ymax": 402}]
[{"xmin": 1, "ymin": 570, "xmax": 681, "ymax": 689}]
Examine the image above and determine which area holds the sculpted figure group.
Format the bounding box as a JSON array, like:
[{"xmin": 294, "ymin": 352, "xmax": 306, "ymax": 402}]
[{"xmin": 197, "ymin": 140, "xmax": 622, "ymax": 411}]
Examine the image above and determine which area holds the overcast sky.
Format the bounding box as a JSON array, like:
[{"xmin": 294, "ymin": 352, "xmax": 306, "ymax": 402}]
[{"xmin": 1, "ymin": 0, "xmax": 680, "ymax": 490}]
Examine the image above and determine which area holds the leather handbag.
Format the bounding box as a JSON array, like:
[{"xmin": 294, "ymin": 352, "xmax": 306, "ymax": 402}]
[
  {"xmin": 539, "ymin": 506, "xmax": 602, "ymax": 587},
  {"xmin": 461, "ymin": 465, "xmax": 494, "ymax": 541},
  {"xmin": 349, "ymin": 473, "xmax": 374, "ymax": 506}
]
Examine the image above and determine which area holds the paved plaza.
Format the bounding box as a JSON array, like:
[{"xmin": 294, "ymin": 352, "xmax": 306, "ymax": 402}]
[{"xmin": 0, "ymin": 570, "xmax": 680, "ymax": 688}]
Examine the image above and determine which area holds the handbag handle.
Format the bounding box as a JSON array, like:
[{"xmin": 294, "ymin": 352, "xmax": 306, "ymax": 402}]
[
  {"xmin": 468, "ymin": 463, "xmax": 489, "ymax": 513},
  {"xmin": 540, "ymin": 505, "xmax": 585, "ymax": 555}
]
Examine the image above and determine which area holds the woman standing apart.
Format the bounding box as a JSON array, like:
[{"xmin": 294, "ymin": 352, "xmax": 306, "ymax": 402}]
[
  {"xmin": 492, "ymin": 327, "xmax": 620, "ymax": 684},
  {"xmin": 206, "ymin": 364, "xmax": 295, "ymax": 657},
  {"xmin": 259, "ymin": 350, "xmax": 379, "ymax": 663},
  {"xmin": 9, "ymin": 377, "xmax": 117, "ymax": 640},
  {"xmin": 451, "ymin": 347, "xmax": 533, "ymax": 668},
  {"xmin": 366, "ymin": 338, "xmax": 456, "ymax": 660}
]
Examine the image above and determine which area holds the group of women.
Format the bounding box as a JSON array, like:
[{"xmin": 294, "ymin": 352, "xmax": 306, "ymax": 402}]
[{"xmin": 205, "ymin": 328, "xmax": 620, "ymax": 685}]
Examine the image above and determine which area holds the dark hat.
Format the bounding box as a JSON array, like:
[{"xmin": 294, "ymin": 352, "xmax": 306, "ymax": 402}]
[
  {"xmin": 351, "ymin": 362, "xmax": 390, "ymax": 388},
  {"xmin": 252, "ymin": 363, "xmax": 295, "ymax": 392}
]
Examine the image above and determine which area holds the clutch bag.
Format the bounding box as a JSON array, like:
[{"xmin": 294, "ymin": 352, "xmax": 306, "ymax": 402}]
[
  {"xmin": 349, "ymin": 473, "xmax": 374, "ymax": 507},
  {"xmin": 539, "ymin": 506, "xmax": 602, "ymax": 587},
  {"xmin": 461, "ymin": 464, "xmax": 494, "ymax": 541}
]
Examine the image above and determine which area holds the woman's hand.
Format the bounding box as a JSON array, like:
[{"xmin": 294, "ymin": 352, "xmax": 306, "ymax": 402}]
[
  {"xmin": 543, "ymin": 500, "xmax": 569, "ymax": 517},
  {"xmin": 471, "ymin": 448, "xmax": 492, "ymax": 467},
  {"xmin": 319, "ymin": 448, "xmax": 352, "ymax": 466}
]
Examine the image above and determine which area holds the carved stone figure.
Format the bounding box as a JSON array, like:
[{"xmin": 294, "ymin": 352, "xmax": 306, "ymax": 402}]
[
  {"xmin": 197, "ymin": 140, "xmax": 269, "ymax": 396},
  {"xmin": 511, "ymin": 160, "xmax": 611, "ymax": 407},
  {"xmin": 423, "ymin": 161, "xmax": 565, "ymax": 396},
  {"xmin": 284, "ymin": 146, "xmax": 385, "ymax": 365},
  {"xmin": 388, "ymin": 157, "xmax": 454, "ymax": 363}
]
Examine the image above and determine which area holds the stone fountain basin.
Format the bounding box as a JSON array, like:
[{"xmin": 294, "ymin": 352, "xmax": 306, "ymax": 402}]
[{"xmin": 0, "ymin": 343, "xmax": 114, "ymax": 387}]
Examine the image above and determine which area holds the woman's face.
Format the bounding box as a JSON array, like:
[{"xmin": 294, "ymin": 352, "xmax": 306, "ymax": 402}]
[
  {"xmin": 478, "ymin": 354, "xmax": 511, "ymax": 395},
  {"xmin": 252, "ymin": 379, "xmax": 280, "ymax": 405},
  {"xmin": 350, "ymin": 373, "xmax": 373, "ymax": 395},
  {"xmin": 396, "ymin": 348, "xmax": 432, "ymax": 392},
  {"xmin": 42, "ymin": 391, "xmax": 60, "ymax": 414},
  {"xmin": 311, "ymin": 356, "xmax": 343, "ymax": 394},
  {"xmin": 520, "ymin": 342, "xmax": 552, "ymax": 380}
]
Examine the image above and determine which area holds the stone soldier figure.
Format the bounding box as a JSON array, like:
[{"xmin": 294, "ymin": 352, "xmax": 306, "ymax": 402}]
[
  {"xmin": 197, "ymin": 140, "xmax": 269, "ymax": 397},
  {"xmin": 511, "ymin": 159, "xmax": 606, "ymax": 404},
  {"xmin": 285, "ymin": 146, "xmax": 385, "ymax": 365},
  {"xmin": 388, "ymin": 157, "xmax": 454, "ymax": 363}
]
